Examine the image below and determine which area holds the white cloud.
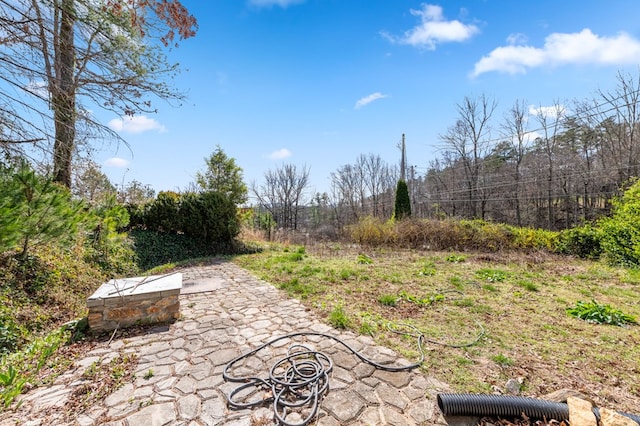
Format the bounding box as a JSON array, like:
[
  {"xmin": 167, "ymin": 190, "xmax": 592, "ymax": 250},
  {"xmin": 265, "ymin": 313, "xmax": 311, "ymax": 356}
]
[
  {"xmin": 107, "ymin": 115, "xmax": 167, "ymax": 134},
  {"xmin": 104, "ymin": 157, "xmax": 129, "ymax": 168},
  {"xmin": 472, "ymin": 29, "xmax": 640, "ymax": 77},
  {"xmin": 506, "ymin": 33, "xmax": 528, "ymax": 46},
  {"xmin": 529, "ymin": 104, "xmax": 567, "ymax": 119},
  {"xmin": 354, "ymin": 92, "xmax": 388, "ymax": 109},
  {"xmin": 248, "ymin": 0, "xmax": 304, "ymax": 8},
  {"xmin": 268, "ymin": 148, "xmax": 292, "ymax": 159},
  {"xmin": 384, "ymin": 4, "xmax": 479, "ymax": 49}
]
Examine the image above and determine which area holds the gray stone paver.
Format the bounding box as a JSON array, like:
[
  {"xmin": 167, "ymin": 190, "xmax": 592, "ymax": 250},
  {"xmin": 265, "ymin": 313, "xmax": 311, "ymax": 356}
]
[{"xmin": 1, "ymin": 260, "xmax": 450, "ymax": 425}]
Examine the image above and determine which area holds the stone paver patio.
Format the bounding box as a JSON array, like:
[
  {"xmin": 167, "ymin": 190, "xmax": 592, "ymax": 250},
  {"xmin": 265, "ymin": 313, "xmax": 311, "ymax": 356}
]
[{"xmin": 1, "ymin": 260, "xmax": 451, "ymax": 425}]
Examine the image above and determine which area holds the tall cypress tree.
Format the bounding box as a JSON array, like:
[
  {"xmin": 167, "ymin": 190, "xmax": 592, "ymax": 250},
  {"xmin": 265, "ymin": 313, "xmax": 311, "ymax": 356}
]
[{"xmin": 394, "ymin": 180, "xmax": 411, "ymax": 220}]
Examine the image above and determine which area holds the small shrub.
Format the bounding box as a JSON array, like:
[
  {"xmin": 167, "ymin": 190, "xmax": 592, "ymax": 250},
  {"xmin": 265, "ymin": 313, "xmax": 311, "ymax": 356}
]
[
  {"xmin": 454, "ymin": 298, "xmax": 475, "ymax": 308},
  {"xmin": 566, "ymin": 300, "xmax": 637, "ymax": 326},
  {"xmin": 449, "ymin": 276, "xmax": 464, "ymax": 289}
]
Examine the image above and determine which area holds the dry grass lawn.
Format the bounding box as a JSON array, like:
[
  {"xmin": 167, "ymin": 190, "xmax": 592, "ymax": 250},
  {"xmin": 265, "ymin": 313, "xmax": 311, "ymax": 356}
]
[{"xmin": 233, "ymin": 242, "xmax": 640, "ymax": 414}]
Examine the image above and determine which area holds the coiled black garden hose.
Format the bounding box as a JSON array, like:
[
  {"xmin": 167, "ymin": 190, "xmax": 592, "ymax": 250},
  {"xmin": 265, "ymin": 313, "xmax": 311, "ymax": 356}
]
[{"xmin": 222, "ymin": 330, "xmax": 426, "ymax": 426}]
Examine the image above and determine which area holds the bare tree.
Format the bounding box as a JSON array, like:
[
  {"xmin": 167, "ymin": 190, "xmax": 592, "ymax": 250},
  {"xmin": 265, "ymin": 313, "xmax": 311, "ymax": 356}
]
[
  {"xmin": 500, "ymin": 99, "xmax": 532, "ymax": 226},
  {"xmin": 72, "ymin": 159, "xmax": 116, "ymax": 204},
  {"xmin": 440, "ymin": 94, "xmax": 497, "ymax": 219},
  {"xmin": 0, "ymin": 0, "xmax": 197, "ymax": 187},
  {"xmin": 594, "ymin": 70, "xmax": 640, "ymax": 186},
  {"xmin": 330, "ymin": 163, "xmax": 364, "ymax": 224},
  {"xmin": 532, "ymin": 101, "xmax": 565, "ymax": 228},
  {"xmin": 252, "ymin": 164, "xmax": 310, "ymax": 230}
]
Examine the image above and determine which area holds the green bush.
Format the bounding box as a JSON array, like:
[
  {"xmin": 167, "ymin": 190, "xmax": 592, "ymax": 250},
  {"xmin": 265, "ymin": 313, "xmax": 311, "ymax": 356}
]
[
  {"xmin": 143, "ymin": 191, "xmax": 181, "ymax": 233},
  {"xmin": 180, "ymin": 191, "xmax": 239, "ymax": 244},
  {"xmin": 85, "ymin": 196, "xmax": 138, "ymax": 276},
  {"xmin": 351, "ymin": 217, "xmax": 564, "ymax": 252},
  {"xmin": 457, "ymin": 220, "xmax": 512, "ymax": 251},
  {"xmin": 129, "ymin": 229, "xmax": 216, "ymax": 271},
  {"xmin": 349, "ymin": 216, "xmax": 395, "ymax": 247},
  {"xmin": 556, "ymin": 224, "xmax": 602, "ymax": 259},
  {"xmin": 509, "ymin": 226, "xmax": 558, "ymax": 250},
  {"xmin": 598, "ymin": 179, "xmax": 640, "ymax": 267}
]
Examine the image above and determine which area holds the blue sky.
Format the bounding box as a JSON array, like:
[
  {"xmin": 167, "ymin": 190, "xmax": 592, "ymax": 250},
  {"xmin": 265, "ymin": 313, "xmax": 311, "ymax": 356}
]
[{"xmin": 98, "ymin": 0, "xmax": 640, "ymax": 197}]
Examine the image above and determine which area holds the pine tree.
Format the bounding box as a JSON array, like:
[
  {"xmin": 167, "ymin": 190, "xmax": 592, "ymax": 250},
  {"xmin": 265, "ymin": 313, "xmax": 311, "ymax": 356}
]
[
  {"xmin": 196, "ymin": 145, "xmax": 248, "ymax": 206},
  {"xmin": 394, "ymin": 180, "xmax": 411, "ymax": 220},
  {"xmin": 0, "ymin": 163, "xmax": 85, "ymax": 257}
]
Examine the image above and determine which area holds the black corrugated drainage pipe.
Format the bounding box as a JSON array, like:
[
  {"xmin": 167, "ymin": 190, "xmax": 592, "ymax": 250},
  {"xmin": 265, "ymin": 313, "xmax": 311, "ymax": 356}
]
[{"xmin": 437, "ymin": 393, "xmax": 640, "ymax": 424}]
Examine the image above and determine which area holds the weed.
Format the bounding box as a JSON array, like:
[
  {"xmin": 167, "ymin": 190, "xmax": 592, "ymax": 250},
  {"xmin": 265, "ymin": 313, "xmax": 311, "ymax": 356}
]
[
  {"xmin": 339, "ymin": 268, "xmax": 355, "ymax": 280},
  {"xmin": 328, "ymin": 305, "xmax": 349, "ymax": 329},
  {"xmin": 286, "ymin": 252, "xmax": 305, "ymax": 262},
  {"xmin": 378, "ymin": 294, "xmax": 398, "ymax": 307},
  {"xmin": 357, "ymin": 254, "xmax": 373, "ymax": 264},
  {"xmin": 567, "ymin": 300, "xmax": 637, "ymax": 326},
  {"xmin": 398, "ymin": 290, "xmax": 444, "ymax": 306},
  {"xmin": 454, "ymin": 298, "xmax": 475, "ymax": 308},
  {"xmin": 0, "ymin": 365, "xmax": 17, "ymax": 387},
  {"xmin": 515, "ymin": 279, "xmax": 539, "ymax": 292},
  {"xmin": 418, "ymin": 261, "xmax": 436, "ymax": 276},
  {"xmin": 83, "ymin": 361, "xmax": 99, "ymax": 379},
  {"xmin": 449, "ymin": 276, "xmax": 464, "ymax": 289},
  {"xmin": 143, "ymin": 369, "xmax": 154, "ymax": 380},
  {"xmin": 482, "ymin": 284, "xmax": 498, "ymax": 292},
  {"xmin": 279, "ymin": 278, "xmax": 315, "ymax": 298},
  {"xmin": 476, "ymin": 268, "xmax": 507, "ymax": 282},
  {"xmin": 455, "ymin": 356, "xmax": 473, "ymax": 366},
  {"xmin": 491, "ymin": 353, "xmax": 514, "ymax": 367},
  {"xmin": 446, "ymin": 254, "xmax": 466, "ymax": 263}
]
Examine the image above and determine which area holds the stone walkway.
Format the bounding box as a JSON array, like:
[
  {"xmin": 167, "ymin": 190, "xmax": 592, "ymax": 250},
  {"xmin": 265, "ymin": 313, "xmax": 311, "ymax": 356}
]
[{"xmin": 1, "ymin": 260, "xmax": 451, "ymax": 425}]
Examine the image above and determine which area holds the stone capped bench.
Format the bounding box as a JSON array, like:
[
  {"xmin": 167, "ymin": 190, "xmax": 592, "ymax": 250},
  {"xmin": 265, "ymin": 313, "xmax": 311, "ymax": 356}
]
[{"xmin": 87, "ymin": 273, "xmax": 182, "ymax": 333}]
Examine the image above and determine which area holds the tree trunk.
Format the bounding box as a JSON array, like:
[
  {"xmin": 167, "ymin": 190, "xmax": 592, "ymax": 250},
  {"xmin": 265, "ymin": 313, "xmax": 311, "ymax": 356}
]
[{"xmin": 52, "ymin": 0, "xmax": 76, "ymax": 188}]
